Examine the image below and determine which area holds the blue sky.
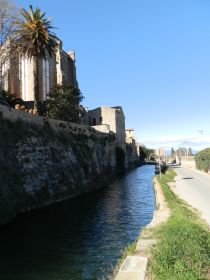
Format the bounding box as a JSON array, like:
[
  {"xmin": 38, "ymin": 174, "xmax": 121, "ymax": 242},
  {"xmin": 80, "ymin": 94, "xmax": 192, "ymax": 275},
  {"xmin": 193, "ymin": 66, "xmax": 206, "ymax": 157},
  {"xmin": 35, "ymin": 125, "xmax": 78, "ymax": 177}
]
[{"xmin": 14, "ymin": 0, "xmax": 210, "ymax": 150}]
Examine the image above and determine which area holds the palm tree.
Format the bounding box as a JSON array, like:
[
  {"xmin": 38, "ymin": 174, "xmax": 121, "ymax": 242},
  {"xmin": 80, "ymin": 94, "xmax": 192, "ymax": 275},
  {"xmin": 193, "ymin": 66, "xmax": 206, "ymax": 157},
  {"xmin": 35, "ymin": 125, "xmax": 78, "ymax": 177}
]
[{"xmin": 13, "ymin": 5, "xmax": 58, "ymax": 114}]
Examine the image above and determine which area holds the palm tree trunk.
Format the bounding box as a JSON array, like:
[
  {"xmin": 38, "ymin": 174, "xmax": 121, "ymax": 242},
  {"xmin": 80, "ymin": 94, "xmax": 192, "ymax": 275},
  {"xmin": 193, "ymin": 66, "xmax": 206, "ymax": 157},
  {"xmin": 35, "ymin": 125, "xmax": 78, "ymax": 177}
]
[{"xmin": 33, "ymin": 56, "xmax": 40, "ymax": 114}]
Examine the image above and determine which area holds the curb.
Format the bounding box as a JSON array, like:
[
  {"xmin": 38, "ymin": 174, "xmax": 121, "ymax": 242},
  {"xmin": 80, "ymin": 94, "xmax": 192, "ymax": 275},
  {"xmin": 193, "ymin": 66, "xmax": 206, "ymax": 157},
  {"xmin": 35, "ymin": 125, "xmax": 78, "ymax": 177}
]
[{"xmin": 114, "ymin": 176, "xmax": 170, "ymax": 280}]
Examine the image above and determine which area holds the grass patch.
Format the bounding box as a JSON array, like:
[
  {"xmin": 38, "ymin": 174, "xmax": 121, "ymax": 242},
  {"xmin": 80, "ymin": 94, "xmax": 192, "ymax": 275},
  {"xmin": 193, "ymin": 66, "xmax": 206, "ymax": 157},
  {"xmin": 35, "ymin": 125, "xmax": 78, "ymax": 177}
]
[
  {"xmin": 149, "ymin": 169, "xmax": 210, "ymax": 280},
  {"xmin": 117, "ymin": 240, "xmax": 138, "ymax": 266}
]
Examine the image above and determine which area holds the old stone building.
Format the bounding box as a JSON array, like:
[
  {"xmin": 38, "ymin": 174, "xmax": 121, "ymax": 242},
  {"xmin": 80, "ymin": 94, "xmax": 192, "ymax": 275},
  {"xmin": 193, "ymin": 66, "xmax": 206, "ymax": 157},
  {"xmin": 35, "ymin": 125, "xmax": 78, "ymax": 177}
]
[
  {"xmin": 125, "ymin": 128, "xmax": 139, "ymax": 163},
  {"xmin": 125, "ymin": 128, "xmax": 135, "ymax": 141},
  {"xmin": 0, "ymin": 40, "xmax": 78, "ymax": 102},
  {"xmin": 88, "ymin": 106, "xmax": 126, "ymax": 149}
]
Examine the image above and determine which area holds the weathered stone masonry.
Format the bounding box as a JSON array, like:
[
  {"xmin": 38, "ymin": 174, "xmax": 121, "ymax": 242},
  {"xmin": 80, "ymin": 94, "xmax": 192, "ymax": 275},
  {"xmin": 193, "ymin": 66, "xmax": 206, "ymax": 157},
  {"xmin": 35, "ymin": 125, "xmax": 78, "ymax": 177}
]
[
  {"xmin": 1, "ymin": 40, "xmax": 77, "ymax": 101},
  {"xmin": 0, "ymin": 104, "xmax": 116, "ymax": 225}
]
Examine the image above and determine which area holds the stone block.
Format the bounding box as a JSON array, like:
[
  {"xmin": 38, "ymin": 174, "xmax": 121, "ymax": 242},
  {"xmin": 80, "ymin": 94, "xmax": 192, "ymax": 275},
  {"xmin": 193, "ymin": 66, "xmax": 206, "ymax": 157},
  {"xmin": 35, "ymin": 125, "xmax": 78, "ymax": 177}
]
[{"xmin": 115, "ymin": 256, "xmax": 147, "ymax": 280}]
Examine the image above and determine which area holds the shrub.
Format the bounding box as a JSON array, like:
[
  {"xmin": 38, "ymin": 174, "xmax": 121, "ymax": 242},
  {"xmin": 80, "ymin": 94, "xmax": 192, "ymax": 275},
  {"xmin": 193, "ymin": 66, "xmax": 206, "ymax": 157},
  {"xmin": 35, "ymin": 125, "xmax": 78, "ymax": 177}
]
[
  {"xmin": 0, "ymin": 90, "xmax": 25, "ymax": 107},
  {"xmin": 46, "ymin": 85, "xmax": 84, "ymax": 122},
  {"xmin": 195, "ymin": 148, "xmax": 210, "ymax": 172}
]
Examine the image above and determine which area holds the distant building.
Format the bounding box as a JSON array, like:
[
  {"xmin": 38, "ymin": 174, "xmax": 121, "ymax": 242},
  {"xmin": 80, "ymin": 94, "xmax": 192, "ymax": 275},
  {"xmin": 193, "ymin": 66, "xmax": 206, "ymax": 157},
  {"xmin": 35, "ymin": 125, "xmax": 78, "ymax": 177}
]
[
  {"xmin": 170, "ymin": 147, "xmax": 193, "ymax": 164},
  {"xmin": 88, "ymin": 106, "xmax": 126, "ymax": 149},
  {"xmin": 0, "ymin": 39, "xmax": 78, "ymax": 102},
  {"xmin": 155, "ymin": 147, "xmax": 165, "ymax": 161},
  {"xmin": 125, "ymin": 128, "xmax": 135, "ymax": 140},
  {"xmin": 125, "ymin": 128, "xmax": 139, "ymax": 163}
]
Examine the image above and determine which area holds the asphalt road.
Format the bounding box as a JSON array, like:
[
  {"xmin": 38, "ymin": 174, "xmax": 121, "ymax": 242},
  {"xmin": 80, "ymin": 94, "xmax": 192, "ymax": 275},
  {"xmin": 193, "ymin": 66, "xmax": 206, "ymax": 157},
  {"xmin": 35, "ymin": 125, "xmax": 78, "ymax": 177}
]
[{"xmin": 172, "ymin": 166, "xmax": 210, "ymax": 226}]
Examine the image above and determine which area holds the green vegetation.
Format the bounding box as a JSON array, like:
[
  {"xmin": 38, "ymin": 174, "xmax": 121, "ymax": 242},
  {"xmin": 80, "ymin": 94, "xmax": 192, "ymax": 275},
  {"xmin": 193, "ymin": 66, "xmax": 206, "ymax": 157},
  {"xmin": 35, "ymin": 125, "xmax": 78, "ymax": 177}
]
[
  {"xmin": 139, "ymin": 146, "xmax": 155, "ymax": 161},
  {"xmin": 46, "ymin": 85, "xmax": 83, "ymax": 122},
  {"xmin": 0, "ymin": 89, "xmax": 25, "ymax": 107},
  {"xmin": 13, "ymin": 5, "xmax": 58, "ymax": 114},
  {"xmin": 0, "ymin": 90, "xmax": 9, "ymax": 106},
  {"xmin": 149, "ymin": 169, "xmax": 210, "ymax": 280},
  {"xmin": 195, "ymin": 148, "xmax": 210, "ymax": 173}
]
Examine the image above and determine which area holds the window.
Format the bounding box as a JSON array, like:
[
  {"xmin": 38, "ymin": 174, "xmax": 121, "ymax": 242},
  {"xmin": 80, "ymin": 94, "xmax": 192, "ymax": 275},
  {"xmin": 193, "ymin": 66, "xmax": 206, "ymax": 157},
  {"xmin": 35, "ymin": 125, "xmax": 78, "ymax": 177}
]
[
  {"xmin": 100, "ymin": 117, "xmax": 103, "ymax": 124},
  {"xmin": 92, "ymin": 118, "xmax": 96, "ymax": 125}
]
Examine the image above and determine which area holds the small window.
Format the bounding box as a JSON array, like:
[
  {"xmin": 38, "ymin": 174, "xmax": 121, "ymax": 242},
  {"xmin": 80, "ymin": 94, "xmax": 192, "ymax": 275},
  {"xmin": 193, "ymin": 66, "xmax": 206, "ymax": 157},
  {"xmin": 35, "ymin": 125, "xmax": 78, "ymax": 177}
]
[{"xmin": 100, "ymin": 117, "xmax": 103, "ymax": 124}]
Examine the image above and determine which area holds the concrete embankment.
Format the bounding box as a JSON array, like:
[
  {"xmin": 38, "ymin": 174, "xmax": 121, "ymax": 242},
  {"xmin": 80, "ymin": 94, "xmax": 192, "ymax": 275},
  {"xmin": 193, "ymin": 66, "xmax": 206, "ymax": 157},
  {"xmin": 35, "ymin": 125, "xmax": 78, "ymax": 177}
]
[{"xmin": 114, "ymin": 176, "xmax": 170, "ymax": 280}]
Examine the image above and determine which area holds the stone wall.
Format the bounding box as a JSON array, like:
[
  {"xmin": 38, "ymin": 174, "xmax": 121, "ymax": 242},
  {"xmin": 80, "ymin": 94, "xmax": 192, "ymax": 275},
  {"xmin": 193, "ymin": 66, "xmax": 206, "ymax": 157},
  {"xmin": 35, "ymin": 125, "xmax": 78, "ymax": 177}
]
[
  {"xmin": 91, "ymin": 124, "xmax": 111, "ymax": 134},
  {"xmin": 125, "ymin": 129, "xmax": 139, "ymax": 167},
  {"xmin": 0, "ymin": 104, "xmax": 110, "ymax": 137},
  {"xmin": 125, "ymin": 139, "xmax": 139, "ymax": 168},
  {"xmin": 0, "ymin": 104, "xmax": 117, "ymax": 225}
]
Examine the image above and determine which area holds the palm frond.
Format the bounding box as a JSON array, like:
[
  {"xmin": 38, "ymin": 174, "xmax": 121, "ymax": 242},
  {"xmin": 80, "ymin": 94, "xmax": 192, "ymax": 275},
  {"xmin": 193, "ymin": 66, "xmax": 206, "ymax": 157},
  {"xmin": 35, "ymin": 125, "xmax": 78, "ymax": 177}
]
[
  {"xmin": 12, "ymin": 5, "xmax": 59, "ymax": 58},
  {"xmin": 19, "ymin": 8, "xmax": 33, "ymax": 23}
]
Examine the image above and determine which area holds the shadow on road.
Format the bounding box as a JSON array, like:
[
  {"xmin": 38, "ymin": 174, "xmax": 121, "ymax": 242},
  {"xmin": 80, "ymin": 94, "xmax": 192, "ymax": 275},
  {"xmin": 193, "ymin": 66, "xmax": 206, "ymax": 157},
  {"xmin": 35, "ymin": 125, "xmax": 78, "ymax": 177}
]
[
  {"xmin": 170, "ymin": 164, "xmax": 181, "ymax": 169},
  {"xmin": 175, "ymin": 177, "xmax": 194, "ymax": 181}
]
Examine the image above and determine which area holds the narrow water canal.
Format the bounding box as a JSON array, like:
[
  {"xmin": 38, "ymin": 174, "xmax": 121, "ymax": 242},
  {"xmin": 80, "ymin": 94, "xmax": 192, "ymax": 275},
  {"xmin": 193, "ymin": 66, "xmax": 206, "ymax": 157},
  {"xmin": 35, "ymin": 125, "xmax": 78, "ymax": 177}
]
[{"xmin": 0, "ymin": 165, "xmax": 155, "ymax": 280}]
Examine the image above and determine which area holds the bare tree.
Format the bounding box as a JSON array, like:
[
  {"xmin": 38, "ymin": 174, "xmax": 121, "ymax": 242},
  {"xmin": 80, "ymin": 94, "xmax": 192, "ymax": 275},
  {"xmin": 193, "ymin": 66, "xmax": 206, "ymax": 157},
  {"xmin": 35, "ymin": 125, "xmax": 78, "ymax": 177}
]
[{"xmin": 0, "ymin": 0, "xmax": 17, "ymax": 90}]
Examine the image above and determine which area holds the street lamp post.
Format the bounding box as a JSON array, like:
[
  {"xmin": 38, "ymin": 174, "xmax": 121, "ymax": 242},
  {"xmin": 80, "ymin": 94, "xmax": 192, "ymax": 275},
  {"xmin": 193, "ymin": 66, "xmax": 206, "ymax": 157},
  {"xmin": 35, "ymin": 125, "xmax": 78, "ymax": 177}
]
[{"xmin": 159, "ymin": 148, "xmax": 162, "ymax": 178}]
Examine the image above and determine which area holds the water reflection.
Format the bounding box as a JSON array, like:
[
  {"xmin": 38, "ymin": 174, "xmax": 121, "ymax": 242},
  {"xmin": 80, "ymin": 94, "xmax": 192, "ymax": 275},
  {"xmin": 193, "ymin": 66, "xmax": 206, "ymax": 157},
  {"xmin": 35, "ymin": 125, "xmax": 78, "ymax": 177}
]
[{"xmin": 0, "ymin": 165, "xmax": 155, "ymax": 280}]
